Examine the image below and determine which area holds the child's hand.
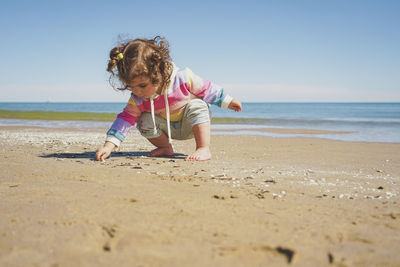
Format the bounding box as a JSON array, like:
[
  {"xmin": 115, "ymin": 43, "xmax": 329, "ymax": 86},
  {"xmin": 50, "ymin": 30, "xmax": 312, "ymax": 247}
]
[
  {"xmin": 95, "ymin": 142, "xmax": 116, "ymax": 161},
  {"xmin": 228, "ymin": 98, "xmax": 242, "ymax": 112}
]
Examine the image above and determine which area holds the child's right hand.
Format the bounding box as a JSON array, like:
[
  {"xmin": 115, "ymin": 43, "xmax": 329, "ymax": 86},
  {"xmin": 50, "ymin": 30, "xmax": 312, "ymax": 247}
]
[
  {"xmin": 95, "ymin": 141, "xmax": 116, "ymax": 161},
  {"xmin": 228, "ymin": 98, "xmax": 242, "ymax": 112}
]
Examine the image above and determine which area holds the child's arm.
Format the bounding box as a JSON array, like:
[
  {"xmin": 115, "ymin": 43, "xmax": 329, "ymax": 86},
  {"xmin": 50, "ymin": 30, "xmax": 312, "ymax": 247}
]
[
  {"xmin": 106, "ymin": 97, "xmax": 142, "ymax": 147},
  {"xmin": 96, "ymin": 95, "xmax": 142, "ymax": 161},
  {"xmin": 184, "ymin": 68, "xmax": 241, "ymax": 111},
  {"xmin": 95, "ymin": 141, "xmax": 116, "ymax": 161}
]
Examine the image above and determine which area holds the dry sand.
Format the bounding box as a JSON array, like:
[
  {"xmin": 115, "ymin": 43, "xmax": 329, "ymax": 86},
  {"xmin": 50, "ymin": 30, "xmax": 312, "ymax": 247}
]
[{"xmin": 0, "ymin": 126, "xmax": 399, "ymax": 266}]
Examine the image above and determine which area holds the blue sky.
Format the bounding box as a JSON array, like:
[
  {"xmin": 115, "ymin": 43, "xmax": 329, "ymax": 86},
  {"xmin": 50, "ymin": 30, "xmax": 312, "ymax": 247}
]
[{"xmin": 0, "ymin": 0, "xmax": 399, "ymax": 102}]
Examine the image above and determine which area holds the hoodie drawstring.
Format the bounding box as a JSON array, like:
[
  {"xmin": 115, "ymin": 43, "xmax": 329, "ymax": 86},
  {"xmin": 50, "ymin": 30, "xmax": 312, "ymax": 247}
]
[
  {"xmin": 149, "ymin": 93, "xmax": 172, "ymax": 144},
  {"xmin": 150, "ymin": 97, "xmax": 157, "ymax": 136},
  {"xmin": 164, "ymin": 90, "xmax": 172, "ymax": 144}
]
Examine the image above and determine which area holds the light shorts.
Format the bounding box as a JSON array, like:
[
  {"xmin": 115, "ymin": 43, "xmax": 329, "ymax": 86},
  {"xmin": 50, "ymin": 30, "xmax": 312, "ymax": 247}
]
[{"xmin": 136, "ymin": 98, "xmax": 211, "ymax": 140}]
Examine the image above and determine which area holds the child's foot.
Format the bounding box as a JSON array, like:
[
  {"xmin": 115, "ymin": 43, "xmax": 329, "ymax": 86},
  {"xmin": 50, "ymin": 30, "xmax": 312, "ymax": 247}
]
[
  {"xmin": 185, "ymin": 147, "xmax": 211, "ymax": 161},
  {"xmin": 148, "ymin": 146, "xmax": 174, "ymax": 157}
]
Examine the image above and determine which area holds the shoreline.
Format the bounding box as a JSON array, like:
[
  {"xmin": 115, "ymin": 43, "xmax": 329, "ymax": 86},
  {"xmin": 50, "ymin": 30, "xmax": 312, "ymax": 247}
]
[
  {"xmin": 0, "ymin": 109, "xmax": 267, "ymax": 124},
  {"xmin": 1, "ymin": 123, "xmax": 399, "ymax": 145}
]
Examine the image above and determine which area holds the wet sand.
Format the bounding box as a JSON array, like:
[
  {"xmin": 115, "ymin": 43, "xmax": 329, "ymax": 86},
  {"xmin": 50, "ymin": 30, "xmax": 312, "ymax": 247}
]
[
  {"xmin": 0, "ymin": 126, "xmax": 399, "ymax": 266},
  {"xmin": 213, "ymin": 127, "xmax": 354, "ymax": 135}
]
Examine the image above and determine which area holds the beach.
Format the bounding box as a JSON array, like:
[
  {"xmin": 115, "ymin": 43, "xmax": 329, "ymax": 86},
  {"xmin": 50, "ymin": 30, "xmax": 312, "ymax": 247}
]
[{"xmin": 0, "ymin": 126, "xmax": 399, "ymax": 266}]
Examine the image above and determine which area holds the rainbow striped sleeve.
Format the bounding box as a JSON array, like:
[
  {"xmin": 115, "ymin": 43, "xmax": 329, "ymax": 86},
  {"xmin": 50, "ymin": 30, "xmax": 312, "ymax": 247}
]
[
  {"xmin": 106, "ymin": 95, "xmax": 142, "ymax": 146},
  {"xmin": 185, "ymin": 68, "xmax": 232, "ymax": 108}
]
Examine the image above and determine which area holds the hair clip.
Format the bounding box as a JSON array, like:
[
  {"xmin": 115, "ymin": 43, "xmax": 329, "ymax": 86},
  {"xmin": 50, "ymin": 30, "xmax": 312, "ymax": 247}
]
[{"xmin": 117, "ymin": 53, "xmax": 124, "ymax": 60}]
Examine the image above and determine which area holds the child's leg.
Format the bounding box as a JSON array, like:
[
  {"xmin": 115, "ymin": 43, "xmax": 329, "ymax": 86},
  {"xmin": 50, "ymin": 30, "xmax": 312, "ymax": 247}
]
[
  {"xmin": 179, "ymin": 98, "xmax": 212, "ymax": 161},
  {"xmin": 147, "ymin": 132, "xmax": 174, "ymax": 157},
  {"xmin": 137, "ymin": 112, "xmax": 174, "ymax": 157},
  {"xmin": 186, "ymin": 121, "xmax": 211, "ymax": 161}
]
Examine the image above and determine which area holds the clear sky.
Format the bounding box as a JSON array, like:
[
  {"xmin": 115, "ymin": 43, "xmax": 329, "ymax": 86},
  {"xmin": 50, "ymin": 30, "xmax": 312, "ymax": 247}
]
[{"xmin": 0, "ymin": 0, "xmax": 399, "ymax": 102}]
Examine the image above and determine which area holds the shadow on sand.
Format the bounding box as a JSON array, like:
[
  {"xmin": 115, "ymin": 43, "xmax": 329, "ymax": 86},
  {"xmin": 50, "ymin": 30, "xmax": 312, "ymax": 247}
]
[{"xmin": 40, "ymin": 151, "xmax": 187, "ymax": 160}]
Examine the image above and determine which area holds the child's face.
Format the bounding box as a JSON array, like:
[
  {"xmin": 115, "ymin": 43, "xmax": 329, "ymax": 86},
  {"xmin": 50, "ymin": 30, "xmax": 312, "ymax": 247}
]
[{"xmin": 129, "ymin": 76, "xmax": 159, "ymax": 98}]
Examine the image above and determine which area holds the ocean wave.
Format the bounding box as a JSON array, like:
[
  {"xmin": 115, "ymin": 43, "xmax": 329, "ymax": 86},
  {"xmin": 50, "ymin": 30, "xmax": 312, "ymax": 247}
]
[{"xmin": 212, "ymin": 117, "xmax": 400, "ymax": 126}]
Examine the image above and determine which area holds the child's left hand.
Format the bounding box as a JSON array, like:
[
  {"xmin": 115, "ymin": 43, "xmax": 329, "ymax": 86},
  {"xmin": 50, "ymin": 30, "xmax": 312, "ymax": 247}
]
[{"xmin": 228, "ymin": 98, "xmax": 242, "ymax": 112}]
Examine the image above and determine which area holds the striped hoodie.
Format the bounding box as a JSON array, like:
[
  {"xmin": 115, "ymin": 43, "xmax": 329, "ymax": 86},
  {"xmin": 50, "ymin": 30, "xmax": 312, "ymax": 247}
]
[{"xmin": 105, "ymin": 64, "xmax": 233, "ymax": 147}]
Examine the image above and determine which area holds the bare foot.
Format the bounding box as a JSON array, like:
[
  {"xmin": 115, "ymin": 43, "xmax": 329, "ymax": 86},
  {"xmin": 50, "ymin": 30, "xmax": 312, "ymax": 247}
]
[
  {"xmin": 185, "ymin": 147, "xmax": 211, "ymax": 161},
  {"xmin": 148, "ymin": 146, "xmax": 174, "ymax": 157}
]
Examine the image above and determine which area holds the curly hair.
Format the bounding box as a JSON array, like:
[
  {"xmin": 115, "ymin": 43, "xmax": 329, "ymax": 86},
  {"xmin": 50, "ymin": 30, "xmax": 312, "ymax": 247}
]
[{"xmin": 107, "ymin": 36, "xmax": 173, "ymax": 93}]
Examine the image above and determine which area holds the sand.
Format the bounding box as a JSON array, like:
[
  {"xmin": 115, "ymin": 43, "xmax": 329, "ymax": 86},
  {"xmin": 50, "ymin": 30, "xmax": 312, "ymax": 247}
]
[{"xmin": 0, "ymin": 126, "xmax": 399, "ymax": 266}]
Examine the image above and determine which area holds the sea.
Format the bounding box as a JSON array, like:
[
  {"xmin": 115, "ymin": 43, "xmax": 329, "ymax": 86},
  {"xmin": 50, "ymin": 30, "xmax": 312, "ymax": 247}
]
[{"xmin": 0, "ymin": 102, "xmax": 399, "ymax": 143}]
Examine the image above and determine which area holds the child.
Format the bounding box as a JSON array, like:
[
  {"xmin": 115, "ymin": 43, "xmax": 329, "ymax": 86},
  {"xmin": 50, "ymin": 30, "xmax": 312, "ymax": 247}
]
[{"xmin": 96, "ymin": 36, "xmax": 242, "ymax": 162}]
